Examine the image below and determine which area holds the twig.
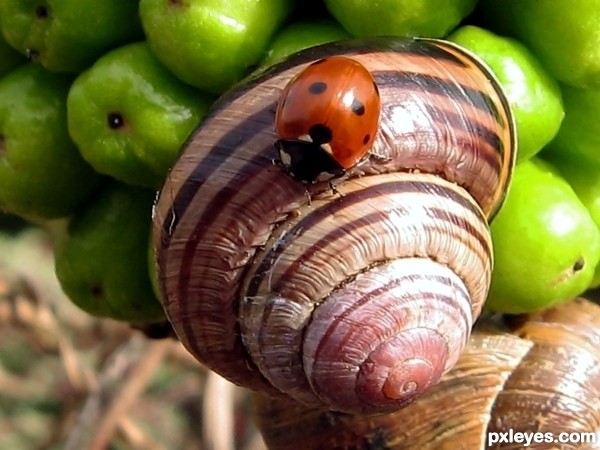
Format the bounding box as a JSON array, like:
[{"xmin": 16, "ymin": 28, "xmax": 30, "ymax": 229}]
[
  {"xmin": 202, "ymin": 371, "xmax": 236, "ymax": 450},
  {"xmin": 87, "ymin": 337, "xmax": 171, "ymax": 450},
  {"xmin": 116, "ymin": 415, "xmax": 167, "ymax": 450},
  {"xmin": 64, "ymin": 335, "xmax": 171, "ymax": 450}
]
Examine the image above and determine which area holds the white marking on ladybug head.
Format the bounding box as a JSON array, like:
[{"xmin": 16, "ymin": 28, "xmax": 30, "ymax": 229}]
[
  {"xmin": 316, "ymin": 170, "xmax": 336, "ymax": 182},
  {"xmin": 320, "ymin": 142, "xmax": 333, "ymax": 155},
  {"xmin": 279, "ymin": 149, "xmax": 292, "ymax": 166},
  {"xmin": 298, "ymin": 134, "xmax": 313, "ymax": 143}
]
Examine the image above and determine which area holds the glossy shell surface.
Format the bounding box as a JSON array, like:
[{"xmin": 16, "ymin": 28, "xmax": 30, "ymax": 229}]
[{"xmin": 153, "ymin": 37, "xmax": 516, "ymax": 413}]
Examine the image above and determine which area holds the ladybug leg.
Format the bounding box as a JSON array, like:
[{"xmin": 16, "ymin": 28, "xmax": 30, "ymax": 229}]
[
  {"xmin": 271, "ymin": 141, "xmax": 285, "ymax": 167},
  {"xmin": 367, "ymin": 151, "xmax": 392, "ymax": 164},
  {"xmin": 271, "ymin": 155, "xmax": 283, "ymax": 167},
  {"xmin": 304, "ymin": 188, "xmax": 312, "ymax": 206},
  {"xmin": 328, "ymin": 181, "xmax": 345, "ymax": 198}
]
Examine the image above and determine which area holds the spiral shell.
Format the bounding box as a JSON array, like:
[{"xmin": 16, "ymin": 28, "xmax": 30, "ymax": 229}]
[
  {"xmin": 253, "ymin": 297, "xmax": 600, "ymax": 450},
  {"xmin": 152, "ymin": 36, "xmax": 516, "ymax": 414}
]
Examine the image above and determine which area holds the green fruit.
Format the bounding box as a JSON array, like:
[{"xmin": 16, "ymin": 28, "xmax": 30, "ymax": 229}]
[
  {"xmin": 0, "ymin": 32, "xmax": 26, "ymax": 77},
  {"xmin": 261, "ymin": 19, "xmax": 351, "ymax": 67},
  {"xmin": 478, "ymin": 0, "xmax": 600, "ymax": 89},
  {"xmin": 542, "ymin": 155, "xmax": 600, "ymax": 289},
  {"xmin": 139, "ymin": 0, "xmax": 295, "ymax": 94},
  {"xmin": 487, "ymin": 158, "xmax": 600, "ymax": 313},
  {"xmin": 0, "ymin": 63, "xmax": 100, "ymax": 220},
  {"xmin": 0, "ymin": 0, "xmax": 143, "ymax": 74},
  {"xmin": 55, "ymin": 181, "xmax": 165, "ymax": 323},
  {"xmin": 67, "ymin": 41, "xmax": 215, "ymax": 189},
  {"xmin": 324, "ymin": 0, "xmax": 477, "ymax": 38},
  {"xmin": 448, "ymin": 26, "xmax": 564, "ymax": 162},
  {"xmin": 544, "ymin": 156, "xmax": 600, "ymax": 236},
  {"xmin": 545, "ymin": 84, "xmax": 600, "ymax": 169}
]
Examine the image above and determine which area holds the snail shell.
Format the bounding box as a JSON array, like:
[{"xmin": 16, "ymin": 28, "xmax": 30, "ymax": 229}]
[
  {"xmin": 253, "ymin": 297, "xmax": 600, "ymax": 450},
  {"xmin": 152, "ymin": 36, "xmax": 516, "ymax": 414}
]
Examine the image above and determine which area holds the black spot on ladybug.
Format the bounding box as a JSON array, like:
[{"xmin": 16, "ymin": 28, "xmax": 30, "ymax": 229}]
[
  {"xmin": 363, "ymin": 134, "xmax": 371, "ymax": 144},
  {"xmin": 309, "ymin": 124, "xmax": 333, "ymax": 144},
  {"xmin": 351, "ymin": 98, "xmax": 365, "ymax": 116},
  {"xmin": 309, "ymin": 81, "xmax": 327, "ymax": 95}
]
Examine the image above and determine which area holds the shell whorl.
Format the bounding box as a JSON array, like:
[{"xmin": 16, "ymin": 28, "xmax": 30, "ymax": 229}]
[
  {"xmin": 152, "ymin": 36, "xmax": 516, "ymax": 414},
  {"xmin": 240, "ymin": 172, "xmax": 491, "ymax": 412},
  {"xmin": 253, "ymin": 298, "xmax": 600, "ymax": 450}
]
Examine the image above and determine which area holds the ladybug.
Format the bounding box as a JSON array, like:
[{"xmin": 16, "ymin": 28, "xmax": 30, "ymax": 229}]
[{"xmin": 274, "ymin": 56, "xmax": 381, "ymax": 184}]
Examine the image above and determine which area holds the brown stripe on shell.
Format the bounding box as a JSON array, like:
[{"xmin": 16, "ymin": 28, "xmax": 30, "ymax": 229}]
[
  {"xmin": 253, "ymin": 332, "xmax": 535, "ymax": 450},
  {"xmin": 373, "ymin": 71, "xmax": 503, "ymax": 125},
  {"xmin": 427, "ymin": 207, "xmax": 491, "ymax": 255},
  {"xmin": 304, "ymin": 260, "xmax": 473, "ymax": 413},
  {"xmin": 244, "ymin": 175, "xmax": 489, "ymax": 300},
  {"xmin": 488, "ymin": 299, "xmax": 600, "ymax": 444},
  {"xmin": 241, "ymin": 259, "xmax": 475, "ymax": 413},
  {"xmin": 369, "ymin": 76, "xmax": 507, "ymax": 216},
  {"xmin": 433, "ymin": 38, "xmax": 516, "ymax": 138},
  {"xmin": 155, "ymin": 38, "xmax": 514, "ymax": 246},
  {"xmin": 152, "ymin": 36, "xmax": 515, "ymax": 407},
  {"xmin": 241, "ymin": 173, "xmax": 491, "ymax": 315},
  {"xmin": 239, "ymin": 173, "xmax": 491, "ymax": 413},
  {"xmin": 353, "ymin": 45, "xmax": 514, "ymax": 218},
  {"xmin": 420, "ymin": 102, "xmax": 504, "ymax": 159},
  {"xmin": 154, "ymin": 71, "xmax": 311, "ymax": 395},
  {"xmin": 253, "ymin": 298, "xmax": 600, "ymax": 448}
]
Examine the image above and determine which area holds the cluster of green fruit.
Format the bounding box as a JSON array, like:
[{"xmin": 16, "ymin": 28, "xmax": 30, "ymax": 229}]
[{"xmin": 1, "ymin": 0, "xmax": 599, "ymax": 323}]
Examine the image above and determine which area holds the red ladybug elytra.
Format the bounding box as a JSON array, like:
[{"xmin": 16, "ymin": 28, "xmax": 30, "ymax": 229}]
[{"xmin": 274, "ymin": 56, "xmax": 381, "ymax": 183}]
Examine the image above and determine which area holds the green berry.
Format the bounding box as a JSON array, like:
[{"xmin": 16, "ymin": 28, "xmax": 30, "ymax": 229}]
[
  {"xmin": 139, "ymin": 0, "xmax": 295, "ymax": 94},
  {"xmin": 54, "ymin": 181, "xmax": 165, "ymax": 323},
  {"xmin": 478, "ymin": 0, "xmax": 600, "ymax": 88},
  {"xmin": 0, "ymin": 0, "xmax": 143, "ymax": 74},
  {"xmin": 0, "ymin": 64, "xmax": 100, "ymax": 220},
  {"xmin": 543, "ymin": 155, "xmax": 600, "ymax": 289},
  {"xmin": 0, "ymin": 32, "xmax": 26, "ymax": 77},
  {"xmin": 448, "ymin": 25, "xmax": 564, "ymax": 162},
  {"xmin": 487, "ymin": 158, "xmax": 600, "ymax": 313},
  {"xmin": 262, "ymin": 19, "xmax": 351, "ymax": 67},
  {"xmin": 67, "ymin": 41, "xmax": 215, "ymax": 189},
  {"xmin": 324, "ymin": 0, "xmax": 477, "ymax": 38},
  {"xmin": 545, "ymin": 84, "xmax": 600, "ymax": 169}
]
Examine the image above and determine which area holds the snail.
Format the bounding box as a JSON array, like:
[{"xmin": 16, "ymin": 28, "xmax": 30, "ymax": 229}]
[
  {"xmin": 152, "ymin": 36, "xmax": 516, "ymax": 414},
  {"xmin": 252, "ymin": 297, "xmax": 600, "ymax": 450}
]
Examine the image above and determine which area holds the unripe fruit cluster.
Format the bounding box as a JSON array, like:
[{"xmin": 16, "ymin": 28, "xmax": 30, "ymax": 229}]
[{"xmin": 0, "ymin": 0, "xmax": 599, "ymax": 321}]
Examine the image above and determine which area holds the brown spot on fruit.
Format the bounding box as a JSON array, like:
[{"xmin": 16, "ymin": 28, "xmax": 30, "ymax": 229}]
[
  {"xmin": 35, "ymin": 4, "xmax": 49, "ymax": 19},
  {"xmin": 107, "ymin": 113, "xmax": 125, "ymax": 130},
  {"xmin": 552, "ymin": 257, "xmax": 586, "ymax": 285},
  {"xmin": 26, "ymin": 49, "xmax": 40, "ymax": 61},
  {"xmin": 91, "ymin": 285, "xmax": 104, "ymax": 299}
]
